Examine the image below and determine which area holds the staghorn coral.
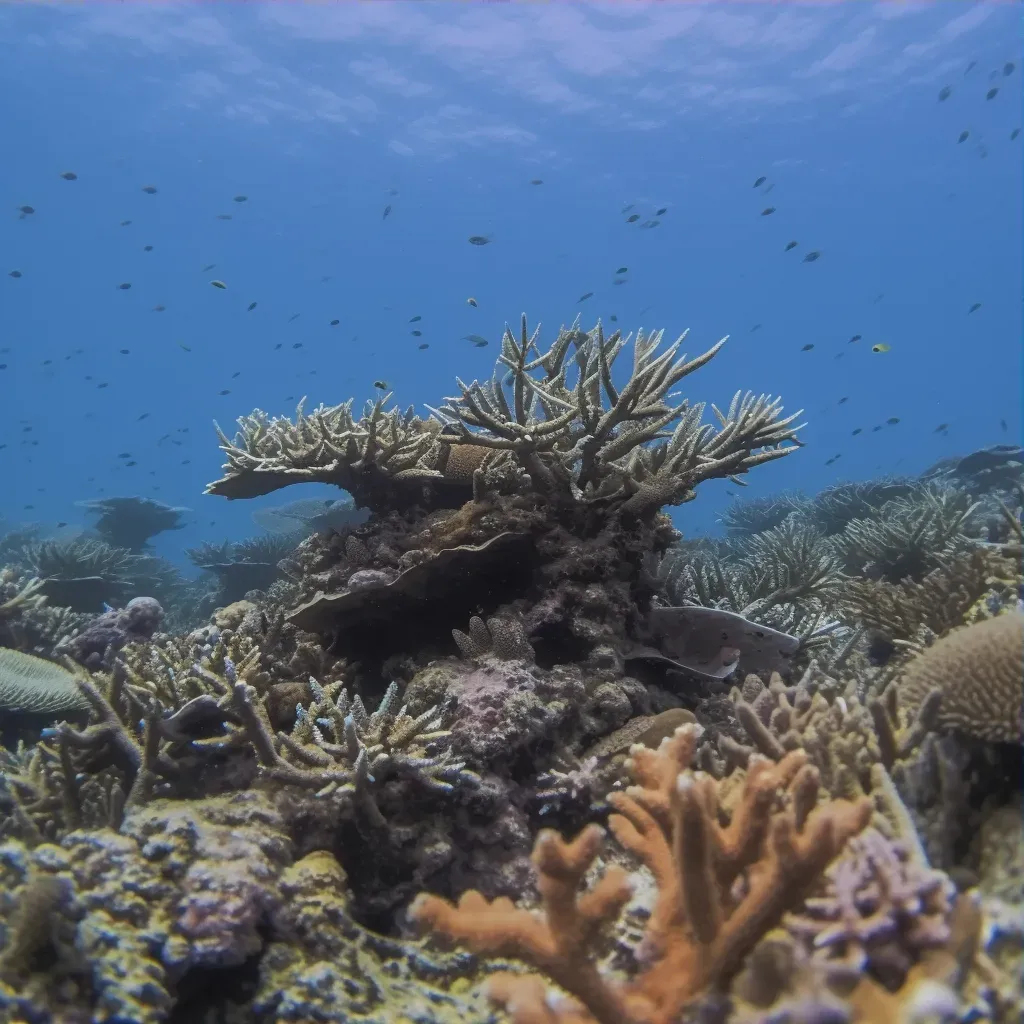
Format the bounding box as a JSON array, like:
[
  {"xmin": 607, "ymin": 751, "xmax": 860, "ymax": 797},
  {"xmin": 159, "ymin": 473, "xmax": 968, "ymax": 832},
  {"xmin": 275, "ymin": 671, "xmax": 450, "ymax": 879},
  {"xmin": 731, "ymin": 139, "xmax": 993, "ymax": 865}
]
[
  {"xmin": 209, "ymin": 315, "xmax": 803, "ymax": 520},
  {"xmin": 0, "ymin": 570, "xmax": 89, "ymax": 657},
  {"xmin": 76, "ymin": 496, "xmax": 190, "ymax": 553},
  {"xmin": 186, "ymin": 532, "xmax": 301, "ymax": 603},
  {"xmin": 719, "ymin": 492, "xmax": 809, "ymax": 537},
  {"xmin": 897, "ymin": 612, "xmax": 1024, "ymax": 744},
  {"xmin": 807, "ymin": 478, "xmax": 920, "ymax": 537},
  {"xmin": 411, "ymin": 722, "xmax": 871, "ymax": 1023}
]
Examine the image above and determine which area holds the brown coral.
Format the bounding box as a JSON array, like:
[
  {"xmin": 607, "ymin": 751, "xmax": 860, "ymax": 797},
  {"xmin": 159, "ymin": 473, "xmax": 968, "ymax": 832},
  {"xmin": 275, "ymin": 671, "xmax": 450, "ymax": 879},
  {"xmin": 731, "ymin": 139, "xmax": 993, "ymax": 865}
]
[
  {"xmin": 898, "ymin": 612, "xmax": 1024, "ymax": 744},
  {"xmin": 410, "ymin": 723, "xmax": 871, "ymax": 1023}
]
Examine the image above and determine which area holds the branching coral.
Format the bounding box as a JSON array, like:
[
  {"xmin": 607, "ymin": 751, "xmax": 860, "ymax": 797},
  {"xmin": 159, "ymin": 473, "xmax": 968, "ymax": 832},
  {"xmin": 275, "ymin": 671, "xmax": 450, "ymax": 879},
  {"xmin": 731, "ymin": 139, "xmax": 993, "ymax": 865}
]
[{"xmin": 411, "ymin": 723, "xmax": 871, "ymax": 1023}]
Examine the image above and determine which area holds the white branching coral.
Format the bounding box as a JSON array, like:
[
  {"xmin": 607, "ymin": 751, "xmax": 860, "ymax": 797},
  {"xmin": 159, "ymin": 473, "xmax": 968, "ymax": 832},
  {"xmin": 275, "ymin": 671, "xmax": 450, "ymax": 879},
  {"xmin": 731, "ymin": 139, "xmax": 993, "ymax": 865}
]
[
  {"xmin": 430, "ymin": 315, "xmax": 803, "ymax": 516},
  {"xmin": 207, "ymin": 315, "xmax": 803, "ymax": 518}
]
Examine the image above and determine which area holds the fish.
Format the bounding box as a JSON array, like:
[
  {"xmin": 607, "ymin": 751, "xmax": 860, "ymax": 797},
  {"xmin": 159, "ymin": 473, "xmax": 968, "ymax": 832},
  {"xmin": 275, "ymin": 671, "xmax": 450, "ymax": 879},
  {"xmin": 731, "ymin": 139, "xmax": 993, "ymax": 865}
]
[
  {"xmin": 292, "ymin": 342, "xmax": 302, "ymax": 349},
  {"xmin": 248, "ymin": 302, "xmax": 257, "ymax": 311},
  {"xmin": 655, "ymin": 207, "xmax": 668, "ymax": 216},
  {"xmin": 578, "ymin": 292, "xmax": 593, "ymax": 302},
  {"xmin": 852, "ymin": 428, "xmax": 862, "ymax": 436},
  {"xmin": 218, "ymin": 389, "xmax": 230, "ymax": 396},
  {"xmin": 468, "ymin": 235, "xmax": 491, "ymax": 245},
  {"xmin": 640, "ymin": 219, "xmax": 660, "ymax": 229},
  {"xmin": 1005, "ymin": 62, "xmax": 1016, "ymax": 76},
  {"xmin": 626, "ymin": 214, "xmax": 640, "ymax": 223},
  {"xmin": 1012, "ymin": 129, "xmax": 1021, "ymax": 141},
  {"xmin": 143, "ymin": 245, "xmax": 153, "ymax": 252},
  {"xmin": 872, "ymin": 343, "xmax": 891, "ymax": 353},
  {"xmin": 887, "ymin": 417, "xmax": 900, "ymax": 425},
  {"xmin": 330, "ymin": 319, "xmax": 339, "ymax": 326},
  {"xmin": 530, "ymin": 179, "xmax": 543, "ymax": 185},
  {"xmin": 118, "ymin": 282, "xmax": 131, "ymax": 290},
  {"xmin": 934, "ymin": 423, "xmax": 949, "ymax": 433},
  {"xmin": 203, "ymin": 263, "xmax": 216, "ymax": 272},
  {"xmin": 18, "ymin": 205, "xmax": 34, "ymax": 216},
  {"xmin": 965, "ymin": 61, "xmax": 976, "ymax": 74},
  {"xmin": 288, "ymin": 313, "xmax": 300, "ymax": 322},
  {"xmin": 628, "ymin": 605, "xmax": 801, "ymax": 679},
  {"xmin": 216, "ymin": 214, "xmax": 232, "ymax": 220},
  {"xmin": 121, "ymin": 220, "xmax": 132, "ymax": 226},
  {"xmin": 958, "ymin": 130, "xmax": 969, "ymax": 143},
  {"xmin": 119, "ymin": 349, "xmax": 130, "ymax": 355},
  {"xmin": 210, "ymin": 280, "xmax": 227, "ymax": 289},
  {"xmin": 784, "ymin": 241, "xmax": 798, "ymax": 251},
  {"xmin": 467, "ymin": 297, "xmax": 478, "ymax": 306},
  {"xmin": 409, "ymin": 315, "xmax": 422, "ymax": 323},
  {"xmin": 8, "ymin": 270, "xmax": 22, "ymax": 278},
  {"xmin": 969, "ymin": 302, "xmax": 981, "ymax": 313},
  {"xmin": 418, "ymin": 343, "xmax": 429, "ymax": 350},
  {"xmin": 761, "ymin": 207, "xmax": 776, "ymax": 216},
  {"xmin": 463, "ymin": 334, "xmax": 489, "ymax": 346},
  {"xmin": 753, "ymin": 176, "xmax": 766, "ymax": 187},
  {"xmin": 234, "ymin": 195, "xmax": 248, "ymax": 202},
  {"xmin": 1000, "ymin": 419, "xmax": 1007, "ymax": 431},
  {"xmin": 383, "ymin": 205, "xmax": 391, "ymax": 220},
  {"xmin": 153, "ymin": 305, "xmax": 166, "ymax": 312},
  {"xmin": 609, "ymin": 315, "xmax": 618, "ymax": 322},
  {"xmin": 177, "ymin": 342, "xmax": 191, "ymax": 352},
  {"xmin": 938, "ymin": 86, "xmax": 952, "ymax": 101},
  {"xmin": 411, "ymin": 330, "xmax": 422, "ymax": 337},
  {"xmin": 142, "ymin": 185, "xmax": 157, "ymax": 194},
  {"xmin": 615, "ymin": 267, "xmax": 628, "ymax": 275},
  {"xmin": 802, "ymin": 250, "xmax": 821, "ymax": 262},
  {"xmin": 986, "ymin": 87, "xmax": 999, "ymax": 100},
  {"xmin": 838, "ymin": 397, "xmax": 848, "ymax": 405},
  {"xmin": 60, "ymin": 171, "xmax": 77, "ymax": 180},
  {"xmin": 849, "ymin": 334, "xmax": 861, "ymax": 343},
  {"xmin": 373, "ymin": 380, "xmax": 388, "ymax": 390},
  {"xmin": 801, "ymin": 344, "xmax": 814, "ymax": 352}
]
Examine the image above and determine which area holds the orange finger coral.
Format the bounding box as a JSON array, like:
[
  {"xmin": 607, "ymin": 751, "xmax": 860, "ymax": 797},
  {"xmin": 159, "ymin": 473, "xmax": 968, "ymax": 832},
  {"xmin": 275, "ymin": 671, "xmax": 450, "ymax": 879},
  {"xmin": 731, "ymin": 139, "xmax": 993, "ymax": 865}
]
[{"xmin": 410, "ymin": 724, "xmax": 871, "ymax": 1024}]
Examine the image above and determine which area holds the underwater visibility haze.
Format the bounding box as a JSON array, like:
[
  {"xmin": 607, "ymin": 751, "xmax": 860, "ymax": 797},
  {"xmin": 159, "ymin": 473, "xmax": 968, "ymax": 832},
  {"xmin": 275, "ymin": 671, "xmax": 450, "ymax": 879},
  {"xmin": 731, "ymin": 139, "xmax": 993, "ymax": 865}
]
[{"xmin": 0, "ymin": 3, "xmax": 1021, "ymax": 1022}]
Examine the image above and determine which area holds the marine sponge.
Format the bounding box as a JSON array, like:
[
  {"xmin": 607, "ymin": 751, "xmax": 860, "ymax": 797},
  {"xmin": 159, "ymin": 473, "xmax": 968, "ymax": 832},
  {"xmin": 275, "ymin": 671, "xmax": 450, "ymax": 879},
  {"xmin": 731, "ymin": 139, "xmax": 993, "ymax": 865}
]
[{"xmin": 898, "ymin": 612, "xmax": 1023, "ymax": 744}]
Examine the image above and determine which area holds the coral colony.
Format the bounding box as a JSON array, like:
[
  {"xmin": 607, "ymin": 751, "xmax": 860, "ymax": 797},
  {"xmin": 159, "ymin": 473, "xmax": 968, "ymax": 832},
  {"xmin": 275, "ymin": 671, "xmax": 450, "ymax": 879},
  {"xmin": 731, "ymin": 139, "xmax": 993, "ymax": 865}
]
[{"xmin": 0, "ymin": 316, "xmax": 1021, "ymax": 1022}]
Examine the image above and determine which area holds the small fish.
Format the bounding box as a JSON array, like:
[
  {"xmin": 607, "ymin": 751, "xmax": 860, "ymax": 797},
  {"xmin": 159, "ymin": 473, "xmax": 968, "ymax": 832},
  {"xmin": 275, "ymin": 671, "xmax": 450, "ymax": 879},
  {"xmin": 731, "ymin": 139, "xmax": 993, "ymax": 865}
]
[
  {"xmin": 177, "ymin": 342, "xmax": 191, "ymax": 351},
  {"xmin": 203, "ymin": 263, "xmax": 216, "ymax": 272},
  {"xmin": 750, "ymin": 324, "xmax": 761, "ymax": 332},
  {"xmin": 142, "ymin": 185, "xmax": 157, "ymax": 194},
  {"xmin": 248, "ymin": 302, "xmax": 257, "ymax": 311},
  {"xmin": 934, "ymin": 423, "xmax": 949, "ymax": 433},
  {"xmin": 468, "ymin": 235, "xmax": 491, "ymax": 245},
  {"xmin": 97, "ymin": 382, "xmax": 108, "ymax": 389},
  {"xmin": 838, "ymin": 397, "xmax": 848, "ymax": 405},
  {"xmin": 411, "ymin": 330, "xmax": 422, "ymax": 337},
  {"xmin": 578, "ymin": 292, "xmax": 593, "ymax": 302},
  {"xmin": 292, "ymin": 342, "xmax": 303, "ymax": 349},
  {"xmin": 1012, "ymin": 129, "xmax": 1021, "ymax": 141},
  {"xmin": 137, "ymin": 413, "xmax": 149, "ymax": 421},
  {"xmin": 18, "ymin": 205, "xmax": 35, "ymax": 216},
  {"xmin": 153, "ymin": 305, "xmax": 166, "ymax": 312},
  {"xmin": 121, "ymin": 220, "xmax": 132, "ymax": 226},
  {"xmin": 801, "ymin": 344, "xmax": 814, "ymax": 352},
  {"xmin": 986, "ymin": 87, "xmax": 999, "ymax": 100},
  {"xmin": 467, "ymin": 297, "xmax": 477, "ymax": 307},
  {"xmin": 965, "ymin": 61, "xmax": 976, "ymax": 74},
  {"xmin": 60, "ymin": 171, "xmax": 77, "ymax": 180},
  {"xmin": 409, "ymin": 315, "xmax": 422, "ymax": 323},
  {"xmin": 382, "ymin": 205, "xmax": 391, "ymax": 220},
  {"xmin": 872, "ymin": 343, "xmax": 891, "ymax": 353},
  {"xmin": 530, "ymin": 179, "xmax": 543, "ymax": 185},
  {"xmin": 216, "ymin": 214, "xmax": 232, "ymax": 220},
  {"xmin": 784, "ymin": 241, "xmax": 798, "ymax": 251},
  {"xmin": 288, "ymin": 313, "xmax": 300, "ymax": 322},
  {"xmin": 330, "ymin": 319, "xmax": 339, "ymax": 326},
  {"xmin": 1005, "ymin": 62, "xmax": 1016, "ymax": 77},
  {"xmin": 640, "ymin": 219, "xmax": 660, "ymax": 229},
  {"xmin": 218, "ymin": 389, "xmax": 231, "ymax": 396},
  {"xmin": 231, "ymin": 371, "xmax": 241, "ymax": 378},
  {"xmin": 802, "ymin": 250, "xmax": 821, "ymax": 262},
  {"xmin": 470, "ymin": 339, "xmax": 488, "ymax": 348},
  {"xmin": 622, "ymin": 204, "xmax": 634, "ymax": 213},
  {"xmin": 609, "ymin": 315, "xmax": 618, "ymax": 323},
  {"xmin": 824, "ymin": 456, "xmax": 838, "ymax": 466},
  {"xmin": 119, "ymin": 348, "xmax": 130, "ymax": 355},
  {"xmin": 849, "ymin": 334, "xmax": 861, "ymax": 343},
  {"xmin": 626, "ymin": 214, "xmax": 640, "ymax": 223},
  {"xmin": 886, "ymin": 417, "xmax": 900, "ymax": 425},
  {"xmin": 969, "ymin": 302, "xmax": 981, "ymax": 313},
  {"xmin": 753, "ymin": 176, "xmax": 766, "ymax": 187},
  {"xmin": 958, "ymin": 130, "xmax": 969, "ymax": 143},
  {"xmin": 938, "ymin": 85, "xmax": 952, "ymax": 101},
  {"xmin": 418, "ymin": 343, "xmax": 429, "ymax": 350},
  {"xmin": 210, "ymin": 280, "xmax": 227, "ymax": 289},
  {"xmin": 8, "ymin": 270, "xmax": 22, "ymax": 278},
  {"xmin": 234, "ymin": 195, "xmax": 248, "ymax": 202},
  {"xmin": 615, "ymin": 267, "xmax": 628, "ymax": 275},
  {"xmin": 274, "ymin": 343, "xmax": 282, "ymax": 350},
  {"xmin": 373, "ymin": 380, "xmax": 388, "ymax": 390},
  {"xmin": 1000, "ymin": 419, "xmax": 1007, "ymax": 431},
  {"xmin": 761, "ymin": 207, "xmax": 776, "ymax": 216},
  {"xmin": 655, "ymin": 207, "xmax": 668, "ymax": 216},
  {"xmin": 118, "ymin": 282, "xmax": 131, "ymax": 290},
  {"xmin": 143, "ymin": 245, "xmax": 153, "ymax": 252},
  {"xmin": 851, "ymin": 428, "xmax": 862, "ymax": 436}
]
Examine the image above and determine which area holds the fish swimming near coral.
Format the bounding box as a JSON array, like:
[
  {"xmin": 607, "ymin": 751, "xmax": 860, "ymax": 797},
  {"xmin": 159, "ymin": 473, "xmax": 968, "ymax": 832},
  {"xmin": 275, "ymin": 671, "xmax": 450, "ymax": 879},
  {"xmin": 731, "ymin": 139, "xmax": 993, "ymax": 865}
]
[{"xmin": 625, "ymin": 605, "xmax": 801, "ymax": 679}]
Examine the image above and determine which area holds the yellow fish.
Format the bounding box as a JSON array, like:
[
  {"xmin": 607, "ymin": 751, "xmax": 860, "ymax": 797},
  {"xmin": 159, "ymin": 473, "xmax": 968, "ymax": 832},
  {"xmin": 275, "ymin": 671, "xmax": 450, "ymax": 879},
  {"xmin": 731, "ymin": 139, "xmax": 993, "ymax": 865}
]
[{"xmin": 871, "ymin": 343, "xmax": 891, "ymax": 353}]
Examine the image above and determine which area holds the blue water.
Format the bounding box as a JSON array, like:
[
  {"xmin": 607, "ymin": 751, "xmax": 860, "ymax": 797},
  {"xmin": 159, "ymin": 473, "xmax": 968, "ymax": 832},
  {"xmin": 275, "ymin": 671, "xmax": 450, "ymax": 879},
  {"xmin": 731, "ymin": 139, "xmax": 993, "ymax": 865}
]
[{"xmin": 1, "ymin": 2, "xmax": 1020, "ymax": 567}]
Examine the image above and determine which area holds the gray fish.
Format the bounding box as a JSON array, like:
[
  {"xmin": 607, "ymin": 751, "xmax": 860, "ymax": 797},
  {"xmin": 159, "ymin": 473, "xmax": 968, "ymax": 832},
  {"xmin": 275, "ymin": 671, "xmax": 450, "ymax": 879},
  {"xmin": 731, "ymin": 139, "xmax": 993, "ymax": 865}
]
[{"xmin": 626, "ymin": 605, "xmax": 800, "ymax": 679}]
